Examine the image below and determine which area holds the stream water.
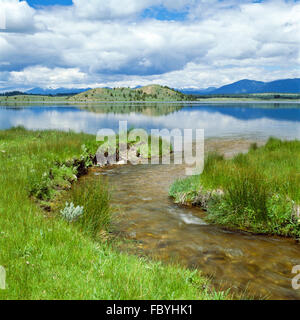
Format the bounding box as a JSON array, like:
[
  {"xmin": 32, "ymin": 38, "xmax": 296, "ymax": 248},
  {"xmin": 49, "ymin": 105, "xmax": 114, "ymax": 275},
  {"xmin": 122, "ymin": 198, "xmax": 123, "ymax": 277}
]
[{"xmin": 91, "ymin": 140, "xmax": 300, "ymax": 300}]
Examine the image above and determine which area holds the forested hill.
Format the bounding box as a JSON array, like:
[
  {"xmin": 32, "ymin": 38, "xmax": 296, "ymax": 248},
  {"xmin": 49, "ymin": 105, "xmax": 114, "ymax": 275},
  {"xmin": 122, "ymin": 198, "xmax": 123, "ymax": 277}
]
[{"xmin": 68, "ymin": 85, "xmax": 191, "ymax": 102}]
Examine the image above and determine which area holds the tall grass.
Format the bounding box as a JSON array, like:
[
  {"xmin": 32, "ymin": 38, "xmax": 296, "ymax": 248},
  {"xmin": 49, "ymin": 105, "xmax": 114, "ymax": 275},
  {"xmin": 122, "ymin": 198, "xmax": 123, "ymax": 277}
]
[
  {"xmin": 224, "ymin": 170, "xmax": 269, "ymax": 221},
  {"xmin": 62, "ymin": 178, "xmax": 111, "ymax": 239},
  {"xmin": 170, "ymin": 138, "xmax": 300, "ymax": 237}
]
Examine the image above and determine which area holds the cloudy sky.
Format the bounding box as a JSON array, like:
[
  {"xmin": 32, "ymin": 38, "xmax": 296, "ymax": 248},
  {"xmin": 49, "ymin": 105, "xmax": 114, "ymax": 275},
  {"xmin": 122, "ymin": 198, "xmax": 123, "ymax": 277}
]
[{"xmin": 0, "ymin": 0, "xmax": 299, "ymax": 91}]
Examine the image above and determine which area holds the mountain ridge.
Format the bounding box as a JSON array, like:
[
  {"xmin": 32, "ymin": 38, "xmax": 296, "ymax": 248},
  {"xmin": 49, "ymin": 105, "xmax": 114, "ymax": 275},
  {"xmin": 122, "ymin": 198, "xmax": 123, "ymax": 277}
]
[
  {"xmin": 1, "ymin": 78, "xmax": 300, "ymax": 97},
  {"xmin": 205, "ymin": 78, "xmax": 300, "ymax": 95}
]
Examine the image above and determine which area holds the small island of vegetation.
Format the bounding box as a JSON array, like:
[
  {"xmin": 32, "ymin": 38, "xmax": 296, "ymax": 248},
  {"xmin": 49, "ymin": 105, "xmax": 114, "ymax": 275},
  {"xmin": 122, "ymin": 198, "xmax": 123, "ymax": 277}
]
[{"xmin": 170, "ymin": 138, "xmax": 300, "ymax": 238}]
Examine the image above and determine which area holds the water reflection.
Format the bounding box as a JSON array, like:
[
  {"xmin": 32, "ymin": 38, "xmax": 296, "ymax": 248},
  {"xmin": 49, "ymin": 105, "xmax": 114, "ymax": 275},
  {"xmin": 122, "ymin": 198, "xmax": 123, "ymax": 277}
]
[{"xmin": 0, "ymin": 103, "xmax": 299, "ymax": 140}]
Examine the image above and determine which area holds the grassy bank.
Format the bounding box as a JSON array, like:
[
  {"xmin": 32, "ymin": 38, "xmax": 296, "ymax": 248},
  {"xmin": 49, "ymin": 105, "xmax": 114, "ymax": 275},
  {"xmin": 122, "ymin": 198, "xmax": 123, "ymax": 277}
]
[
  {"xmin": 0, "ymin": 95, "xmax": 68, "ymax": 103},
  {"xmin": 170, "ymin": 138, "xmax": 300, "ymax": 238},
  {"xmin": 0, "ymin": 127, "xmax": 227, "ymax": 300},
  {"xmin": 196, "ymin": 93, "xmax": 300, "ymax": 102}
]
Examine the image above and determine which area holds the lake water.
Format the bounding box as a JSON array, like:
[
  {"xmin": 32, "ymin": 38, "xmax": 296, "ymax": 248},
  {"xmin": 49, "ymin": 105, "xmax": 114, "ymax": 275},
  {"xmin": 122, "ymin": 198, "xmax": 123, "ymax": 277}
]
[{"xmin": 0, "ymin": 103, "xmax": 299, "ymax": 140}]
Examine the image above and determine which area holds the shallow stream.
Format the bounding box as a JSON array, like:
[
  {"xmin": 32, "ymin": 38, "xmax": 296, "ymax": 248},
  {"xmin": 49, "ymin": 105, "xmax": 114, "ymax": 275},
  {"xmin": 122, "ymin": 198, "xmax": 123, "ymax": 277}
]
[{"xmin": 89, "ymin": 139, "xmax": 300, "ymax": 300}]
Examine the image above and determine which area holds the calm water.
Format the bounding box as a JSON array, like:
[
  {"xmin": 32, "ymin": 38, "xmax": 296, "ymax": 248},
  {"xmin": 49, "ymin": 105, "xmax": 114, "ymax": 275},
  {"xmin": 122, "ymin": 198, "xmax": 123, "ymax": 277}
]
[
  {"xmin": 1, "ymin": 102, "xmax": 300, "ymax": 299},
  {"xmin": 0, "ymin": 103, "xmax": 299, "ymax": 140}
]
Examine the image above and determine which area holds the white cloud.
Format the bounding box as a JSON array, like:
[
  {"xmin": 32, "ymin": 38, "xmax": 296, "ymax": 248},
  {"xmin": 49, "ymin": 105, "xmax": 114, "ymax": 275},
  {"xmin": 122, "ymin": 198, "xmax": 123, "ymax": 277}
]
[
  {"xmin": 9, "ymin": 66, "xmax": 87, "ymax": 88},
  {"xmin": 0, "ymin": 0, "xmax": 43, "ymax": 33},
  {"xmin": 0, "ymin": 0, "xmax": 299, "ymax": 89}
]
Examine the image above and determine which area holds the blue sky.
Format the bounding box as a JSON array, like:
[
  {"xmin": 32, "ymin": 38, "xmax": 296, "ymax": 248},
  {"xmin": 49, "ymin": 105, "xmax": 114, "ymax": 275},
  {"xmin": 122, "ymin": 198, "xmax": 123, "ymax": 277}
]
[
  {"xmin": 0, "ymin": 0, "xmax": 299, "ymax": 91},
  {"xmin": 27, "ymin": 0, "xmax": 189, "ymax": 21},
  {"xmin": 27, "ymin": 0, "xmax": 73, "ymax": 6}
]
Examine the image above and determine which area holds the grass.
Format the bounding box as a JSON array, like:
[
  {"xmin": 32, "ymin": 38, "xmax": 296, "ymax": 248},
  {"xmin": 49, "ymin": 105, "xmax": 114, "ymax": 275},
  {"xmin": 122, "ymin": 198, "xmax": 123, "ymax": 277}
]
[
  {"xmin": 0, "ymin": 127, "xmax": 228, "ymax": 300},
  {"xmin": 0, "ymin": 95, "xmax": 68, "ymax": 103},
  {"xmin": 60, "ymin": 178, "xmax": 112, "ymax": 240},
  {"xmin": 170, "ymin": 138, "xmax": 300, "ymax": 238}
]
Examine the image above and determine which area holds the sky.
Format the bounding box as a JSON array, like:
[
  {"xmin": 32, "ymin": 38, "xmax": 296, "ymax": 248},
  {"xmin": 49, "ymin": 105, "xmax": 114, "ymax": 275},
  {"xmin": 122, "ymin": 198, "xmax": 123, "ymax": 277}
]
[{"xmin": 0, "ymin": 0, "xmax": 299, "ymax": 91}]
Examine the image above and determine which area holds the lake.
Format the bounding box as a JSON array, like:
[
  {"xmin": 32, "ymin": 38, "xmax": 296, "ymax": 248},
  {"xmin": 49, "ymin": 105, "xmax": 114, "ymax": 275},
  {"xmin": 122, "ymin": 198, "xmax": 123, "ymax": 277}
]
[{"xmin": 0, "ymin": 103, "xmax": 299, "ymax": 140}]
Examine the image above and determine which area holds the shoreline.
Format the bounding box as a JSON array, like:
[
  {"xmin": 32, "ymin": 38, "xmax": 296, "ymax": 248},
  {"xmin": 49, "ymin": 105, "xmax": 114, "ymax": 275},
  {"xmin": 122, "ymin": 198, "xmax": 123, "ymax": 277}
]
[
  {"xmin": 0, "ymin": 99, "xmax": 300, "ymax": 105},
  {"xmin": 1, "ymin": 127, "xmax": 227, "ymax": 300},
  {"xmin": 169, "ymin": 138, "xmax": 300, "ymax": 240}
]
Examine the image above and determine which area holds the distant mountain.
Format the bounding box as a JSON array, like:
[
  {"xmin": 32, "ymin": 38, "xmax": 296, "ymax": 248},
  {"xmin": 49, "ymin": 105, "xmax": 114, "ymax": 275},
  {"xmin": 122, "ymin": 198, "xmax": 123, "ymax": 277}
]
[
  {"xmin": 26, "ymin": 87, "xmax": 90, "ymax": 95},
  {"xmin": 179, "ymin": 87, "xmax": 217, "ymax": 95},
  {"xmin": 263, "ymin": 79, "xmax": 300, "ymax": 93},
  {"xmin": 69, "ymin": 85, "xmax": 189, "ymax": 102},
  {"xmin": 209, "ymin": 78, "xmax": 300, "ymax": 95}
]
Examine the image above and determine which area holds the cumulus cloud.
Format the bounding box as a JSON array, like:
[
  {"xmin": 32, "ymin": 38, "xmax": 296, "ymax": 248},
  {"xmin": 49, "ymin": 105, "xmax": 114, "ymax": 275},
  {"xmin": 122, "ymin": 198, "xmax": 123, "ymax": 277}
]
[
  {"xmin": 0, "ymin": 0, "xmax": 44, "ymax": 33},
  {"xmin": 0, "ymin": 0, "xmax": 299, "ymax": 90},
  {"xmin": 8, "ymin": 66, "xmax": 87, "ymax": 88}
]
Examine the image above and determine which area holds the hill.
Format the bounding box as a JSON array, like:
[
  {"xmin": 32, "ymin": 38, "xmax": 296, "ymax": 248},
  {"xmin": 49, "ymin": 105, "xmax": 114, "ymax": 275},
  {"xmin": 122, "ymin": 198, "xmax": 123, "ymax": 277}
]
[
  {"xmin": 209, "ymin": 78, "xmax": 300, "ymax": 94},
  {"xmin": 68, "ymin": 85, "xmax": 190, "ymax": 102}
]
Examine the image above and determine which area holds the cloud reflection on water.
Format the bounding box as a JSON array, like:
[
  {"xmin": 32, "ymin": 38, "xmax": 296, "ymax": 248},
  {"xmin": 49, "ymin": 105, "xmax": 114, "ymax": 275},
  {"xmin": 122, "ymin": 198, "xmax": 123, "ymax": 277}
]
[{"xmin": 0, "ymin": 104, "xmax": 299, "ymax": 140}]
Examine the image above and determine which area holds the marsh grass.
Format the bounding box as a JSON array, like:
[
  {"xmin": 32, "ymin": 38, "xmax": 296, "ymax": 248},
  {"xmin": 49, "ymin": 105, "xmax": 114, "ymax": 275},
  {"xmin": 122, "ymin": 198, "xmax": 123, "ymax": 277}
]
[
  {"xmin": 62, "ymin": 178, "xmax": 112, "ymax": 239},
  {"xmin": 0, "ymin": 127, "xmax": 227, "ymax": 300},
  {"xmin": 170, "ymin": 138, "xmax": 300, "ymax": 237}
]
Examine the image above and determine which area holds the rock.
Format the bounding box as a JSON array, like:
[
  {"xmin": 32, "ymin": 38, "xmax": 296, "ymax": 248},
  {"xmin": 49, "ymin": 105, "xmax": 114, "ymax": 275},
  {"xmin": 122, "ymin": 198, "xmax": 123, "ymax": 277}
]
[
  {"xmin": 191, "ymin": 186, "xmax": 224, "ymax": 209},
  {"xmin": 127, "ymin": 147, "xmax": 140, "ymax": 164},
  {"xmin": 96, "ymin": 152, "xmax": 116, "ymax": 166}
]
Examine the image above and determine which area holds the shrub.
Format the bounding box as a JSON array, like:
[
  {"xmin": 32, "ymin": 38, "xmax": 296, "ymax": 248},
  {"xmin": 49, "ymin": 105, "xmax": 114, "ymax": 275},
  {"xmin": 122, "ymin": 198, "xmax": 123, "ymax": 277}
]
[{"xmin": 60, "ymin": 202, "xmax": 84, "ymax": 222}]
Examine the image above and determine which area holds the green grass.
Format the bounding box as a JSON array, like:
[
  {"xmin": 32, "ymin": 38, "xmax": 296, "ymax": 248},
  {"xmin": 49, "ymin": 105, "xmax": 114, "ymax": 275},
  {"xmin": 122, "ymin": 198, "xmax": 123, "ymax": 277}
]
[
  {"xmin": 0, "ymin": 95, "xmax": 68, "ymax": 103},
  {"xmin": 170, "ymin": 138, "xmax": 300, "ymax": 238},
  {"xmin": 59, "ymin": 178, "xmax": 112, "ymax": 240},
  {"xmin": 0, "ymin": 127, "xmax": 228, "ymax": 300}
]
